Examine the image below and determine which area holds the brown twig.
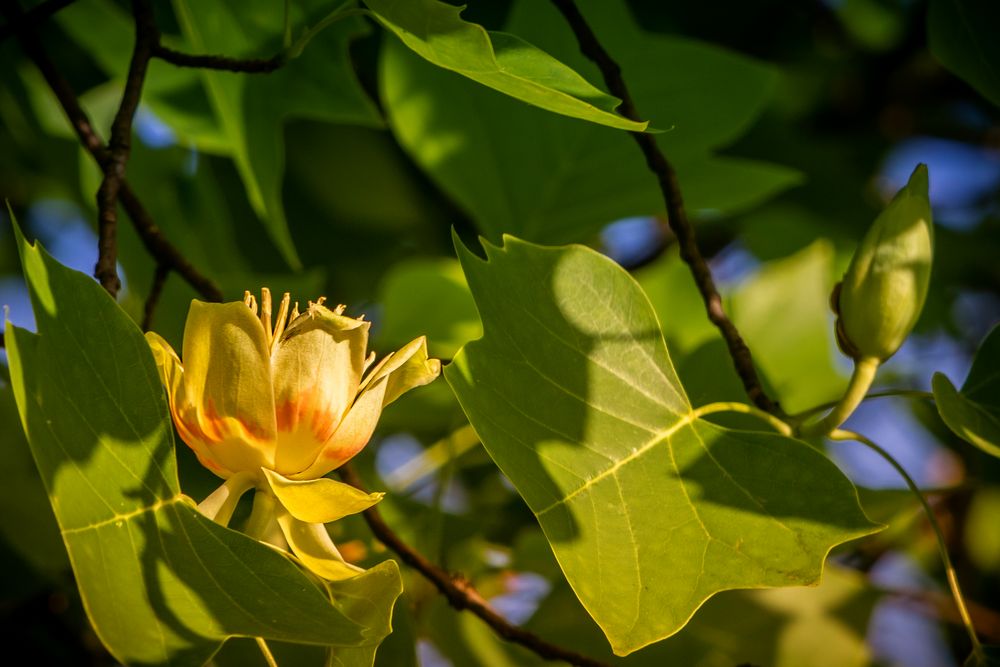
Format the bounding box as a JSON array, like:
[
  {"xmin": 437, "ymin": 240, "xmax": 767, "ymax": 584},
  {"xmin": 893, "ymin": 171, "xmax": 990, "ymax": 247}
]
[
  {"xmin": 550, "ymin": 0, "xmax": 782, "ymax": 417},
  {"xmin": 152, "ymin": 44, "xmax": 285, "ymax": 73},
  {"xmin": 2, "ymin": 2, "xmax": 223, "ymax": 303},
  {"xmin": 0, "ymin": 0, "xmax": 75, "ymax": 41},
  {"xmin": 338, "ymin": 464, "xmax": 609, "ymax": 667},
  {"xmin": 141, "ymin": 264, "xmax": 170, "ymax": 332},
  {"xmin": 94, "ymin": 0, "xmax": 159, "ymax": 298}
]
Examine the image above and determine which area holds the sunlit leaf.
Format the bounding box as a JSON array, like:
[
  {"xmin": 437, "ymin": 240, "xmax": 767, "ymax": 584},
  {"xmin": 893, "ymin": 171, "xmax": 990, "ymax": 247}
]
[
  {"xmin": 363, "ymin": 0, "xmax": 645, "ymax": 131},
  {"xmin": 5, "ymin": 224, "xmax": 401, "ymax": 665},
  {"xmin": 933, "ymin": 324, "xmax": 1000, "ymax": 458},
  {"xmin": 445, "ymin": 235, "xmax": 879, "ymax": 654}
]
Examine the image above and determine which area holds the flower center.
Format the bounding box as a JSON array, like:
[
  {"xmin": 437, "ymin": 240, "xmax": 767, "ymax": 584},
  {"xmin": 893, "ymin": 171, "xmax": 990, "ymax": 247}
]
[{"xmin": 243, "ymin": 288, "xmax": 350, "ymax": 356}]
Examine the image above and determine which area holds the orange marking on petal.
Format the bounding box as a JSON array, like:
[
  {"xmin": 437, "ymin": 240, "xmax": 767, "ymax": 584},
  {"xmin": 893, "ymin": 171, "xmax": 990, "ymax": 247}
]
[
  {"xmin": 275, "ymin": 398, "xmax": 299, "ymax": 433},
  {"xmin": 310, "ymin": 408, "xmax": 339, "ymax": 444}
]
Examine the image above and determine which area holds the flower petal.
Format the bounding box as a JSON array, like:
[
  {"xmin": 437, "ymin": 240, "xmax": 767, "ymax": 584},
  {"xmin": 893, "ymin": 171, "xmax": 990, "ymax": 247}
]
[
  {"xmin": 146, "ymin": 331, "xmax": 234, "ymax": 477},
  {"xmin": 275, "ymin": 509, "xmax": 365, "ymax": 581},
  {"xmin": 360, "ymin": 336, "xmax": 441, "ymax": 408},
  {"xmin": 290, "ymin": 377, "xmax": 389, "ymax": 480},
  {"xmin": 271, "ymin": 304, "xmax": 370, "ymax": 475},
  {"xmin": 262, "ymin": 468, "xmax": 383, "ymax": 523},
  {"xmin": 181, "ymin": 301, "xmax": 277, "ymax": 473}
]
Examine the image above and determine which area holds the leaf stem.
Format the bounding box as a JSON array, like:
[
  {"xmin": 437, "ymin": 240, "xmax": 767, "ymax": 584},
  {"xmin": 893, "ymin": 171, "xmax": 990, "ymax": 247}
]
[
  {"xmin": 692, "ymin": 402, "xmax": 793, "ymax": 436},
  {"xmin": 830, "ymin": 429, "xmax": 984, "ymax": 661},
  {"xmin": 256, "ymin": 637, "xmax": 279, "ymax": 667},
  {"xmin": 800, "ymin": 356, "xmax": 880, "ymax": 437},
  {"xmin": 789, "ymin": 389, "xmax": 934, "ymax": 422}
]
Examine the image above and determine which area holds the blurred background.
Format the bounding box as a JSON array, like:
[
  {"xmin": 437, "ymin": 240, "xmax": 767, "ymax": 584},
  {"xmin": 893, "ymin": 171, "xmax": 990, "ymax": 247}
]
[{"xmin": 1, "ymin": 0, "xmax": 999, "ymax": 665}]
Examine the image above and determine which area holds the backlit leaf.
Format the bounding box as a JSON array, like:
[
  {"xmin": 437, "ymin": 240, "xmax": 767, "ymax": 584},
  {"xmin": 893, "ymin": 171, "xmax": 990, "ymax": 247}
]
[{"xmin": 444, "ymin": 235, "xmax": 879, "ymax": 654}]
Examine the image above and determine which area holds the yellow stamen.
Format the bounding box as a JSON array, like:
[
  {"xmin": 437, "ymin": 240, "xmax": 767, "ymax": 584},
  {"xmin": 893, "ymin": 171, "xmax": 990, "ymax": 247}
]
[
  {"xmin": 270, "ymin": 292, "xmax": 291, "ymax": 356},
  {"xmin": 261, "ymin": 288, "xmax": 273, "ymax": 350}
]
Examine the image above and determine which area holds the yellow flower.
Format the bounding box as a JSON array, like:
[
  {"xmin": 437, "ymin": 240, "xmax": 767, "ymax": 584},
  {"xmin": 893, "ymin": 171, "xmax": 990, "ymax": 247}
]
[
  {"xmin": 146, "ymin": 288, "xmax": 440, "ymax": 482},
  {"xmin": 145, "ymin": 289, "xmax": 440, "ymax": 580}
]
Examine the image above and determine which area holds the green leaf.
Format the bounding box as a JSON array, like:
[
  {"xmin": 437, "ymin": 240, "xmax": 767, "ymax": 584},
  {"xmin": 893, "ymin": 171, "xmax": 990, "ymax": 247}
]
[
  {"xmin": 375, "ymin": 258, "xmax": 482, "ymax": 360},
  {"xmin": 380, "ymin": 0, "xmax": 798, "ymax": 244},
  {"xmin": 173, "ymin": 0, "xmax": 382, "ymax": 269},
  {"xmin": 5, "ymin": 224, "xmax": 401, "ymax": 665},
  {"xmin": 933, "ymin": 324, "xmax": 1000, "ymax": 458},
  {"xmin": 928, "ymin": 0, "xmax": 1000, "ymax": 108},
  {"xmin": 363, "ymin": 0, "xmax": 645, "ymax": 131},
  {"xmin": 444, "ymin": 235, "xmax": 879, "ymax": 655}
]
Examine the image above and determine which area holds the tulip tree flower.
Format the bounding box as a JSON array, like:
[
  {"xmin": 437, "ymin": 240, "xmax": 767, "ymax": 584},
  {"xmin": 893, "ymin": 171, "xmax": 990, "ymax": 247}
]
[{"xmin": 146, "ymin": 288, "xmax": 441, "ymax": 580}]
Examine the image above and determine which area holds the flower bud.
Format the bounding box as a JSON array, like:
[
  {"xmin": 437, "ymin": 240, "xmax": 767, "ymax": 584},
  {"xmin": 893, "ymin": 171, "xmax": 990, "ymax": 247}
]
[{"xmin": 836, "ymin": 164, "xmax": 934, "ymax": 362}]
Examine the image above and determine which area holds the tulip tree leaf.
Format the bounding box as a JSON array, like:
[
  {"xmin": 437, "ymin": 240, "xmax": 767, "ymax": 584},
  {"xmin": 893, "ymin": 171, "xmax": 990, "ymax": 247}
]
[
  {"xmin": 4, "ymin": 225, "xmax": 401, "ymax": 666},
  {"xmin": 933, "ymin": 324, "xmax": 1000, "ymax": 458},
  {"xmin": 380, "ymin": 0, "xmax": 799, "ymax": 244},
  {"xmin": 173, "ymin": 0, "xmax": 382, "ymax": 270},
  {"xmin": 444, "ymin": 235, "xmax": 879, "ymax": 655},
  {"xmin": 928, "ymin": 0, "xmax": 1000, "ymax": 108},
  {"xmin": 363, "ymin": 0, "xmax": 645, "ymax": 132}
]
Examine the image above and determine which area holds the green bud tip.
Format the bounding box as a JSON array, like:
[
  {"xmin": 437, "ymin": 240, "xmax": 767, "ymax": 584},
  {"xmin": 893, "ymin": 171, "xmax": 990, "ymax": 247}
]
[{"xmin": 835, "ymin": 163, "xmax": 934, "ymax": 362}]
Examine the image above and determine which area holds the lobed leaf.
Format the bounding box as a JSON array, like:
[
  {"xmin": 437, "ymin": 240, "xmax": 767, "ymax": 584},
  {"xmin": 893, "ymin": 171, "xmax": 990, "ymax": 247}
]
[{"xmin": 444, "ymin": 234, "xmax": 879, "ymax": 654}]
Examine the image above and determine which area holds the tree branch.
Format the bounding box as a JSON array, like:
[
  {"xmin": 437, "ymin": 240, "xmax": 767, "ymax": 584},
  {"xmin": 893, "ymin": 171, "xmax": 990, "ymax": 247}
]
[
  {"xmin": 152, "ymin": 44, "xmax": 285, "ymax": 73},
  {"xmin": 550, "ymin": 0, "xmax": 782, "ymax": 417},
  {"xmin": 141, "ymin": 263, "xmax": 170, "ymax": 332},
  {"xmin": 0, "ymin": 0, "xmax": 75, "ymax": 41},
  {"xmin": 94, "ymin": 0, "xmax": 158, "ymax": 297},
  {"xmin": 338, "ymin": 464, "xmax": 609, "ymax": 667},
  {"xmin": 2, "ymin": 2, "xmax": 223, "ymax": 303}
]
